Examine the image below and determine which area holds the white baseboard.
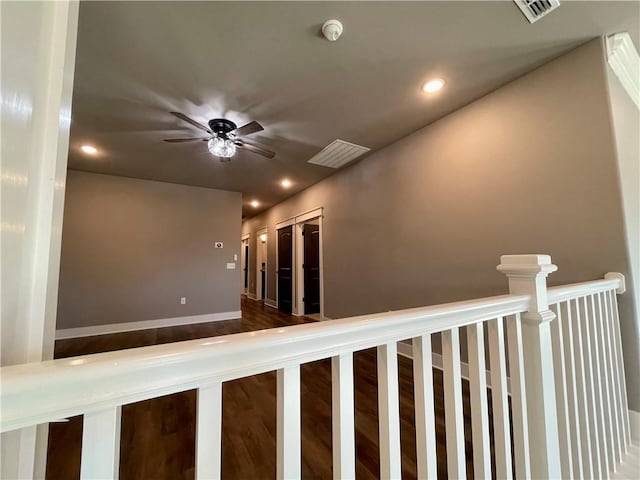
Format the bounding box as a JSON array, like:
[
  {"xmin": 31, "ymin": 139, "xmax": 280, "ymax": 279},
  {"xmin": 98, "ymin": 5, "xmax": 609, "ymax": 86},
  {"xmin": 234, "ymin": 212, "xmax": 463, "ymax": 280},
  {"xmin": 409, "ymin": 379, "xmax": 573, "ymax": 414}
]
[
  {"xmin": 55, "ymin": 310, "xmax": 242, "ymax": 340},
  {"xmin": 396, "ymin": 340, "xmax": 414, "ymax": 359},
  {"xmin": 630, "ymin": 409, "xmax": 640, "ymax": 442},
  {"xmin": 264, "ymin": 299, "xmax": 277, "ymax": 309},
  {"xmin": 396, "ymin": 340, "xmax": 511, "ymax": 392}
]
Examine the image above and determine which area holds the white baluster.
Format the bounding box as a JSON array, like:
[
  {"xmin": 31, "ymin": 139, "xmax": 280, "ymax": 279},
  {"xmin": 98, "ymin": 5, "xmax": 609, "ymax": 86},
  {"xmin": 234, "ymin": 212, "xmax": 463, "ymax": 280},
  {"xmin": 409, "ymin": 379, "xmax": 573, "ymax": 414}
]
[
  {"xmin": 596, "ymin": 292, "xmax": 618, "ymax": 472},
  {"xmin": 579, "ymin": 296, "xmax": 603, "ymax": 478},
  {"xmin": 377, "ymin": 342, "xmax": 402, "ymax": 479},
  {"xmin": 332, "ymin": 353, "xmax": 355, "ymax": 480},
  {"xmin": 442, "ymin": 328, "xmax": 466, "ymax": 480},
  {"xmin": 606, "ymin": 281, "xmax": 631, "ymax": 451},
  {"xmin": 497, "ymin": 255, "xmax": 561, "ymax": 479},
  {"xmin": 549, "ymin": 303, "xmax": 574, "ymax": 480},
  {"xmin": 506, "ymin": 313, "xmax": 532, "ymax": 479},
  {"xmin": 277, "ymin": 365, "xmax": 301, "ymax": 480},
  {"xmin": 588, "ymin": 295, "xmax": 610, "ymax": 476},
  {"xmin": 466, "ymin": 323, "xmax": 491, "ymax": 479},
  {"xmin": 412, "ymin": 335, "xmax": 438, "ymax": 480},
  {"xmin": 196, "ymin": 382, "xmax": 222, "ymax": 480},
  {"xmin": 603, "ymin": 290, "xmax": 623, "ymax": 464},
  {"xmin": 559, "ymin": 301, "xmax": 584, "ymax": 478},
  {"xmin": 488, "ymin": 317, "xmax": 513, "ymax": 479},
  {"xmin": 80, "ymin": 406, "xmax": 122, "ymax": 480},
  {"xmin": 571, "ymin": 298, "xmax": 594, "ymax": 478}
]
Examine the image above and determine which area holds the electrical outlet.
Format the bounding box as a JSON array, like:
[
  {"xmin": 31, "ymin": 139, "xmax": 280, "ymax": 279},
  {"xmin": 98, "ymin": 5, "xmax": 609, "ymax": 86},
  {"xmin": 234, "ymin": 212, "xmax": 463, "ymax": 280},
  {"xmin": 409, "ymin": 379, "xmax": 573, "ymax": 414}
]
[{"xmin": 180, "ymin": 297, "xmax": 187, "ymax": 305}]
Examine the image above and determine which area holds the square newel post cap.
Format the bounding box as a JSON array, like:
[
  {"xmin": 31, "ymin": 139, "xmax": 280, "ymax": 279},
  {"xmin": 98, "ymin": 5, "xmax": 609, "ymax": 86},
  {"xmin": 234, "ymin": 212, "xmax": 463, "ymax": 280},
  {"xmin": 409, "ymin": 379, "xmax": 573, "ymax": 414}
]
[
  {"xmin": 604, "ymin": 272, "xmax": 626, "ymax": 294},
  {"xmin": 496, "ymin": 254, "xmax": 558, "ymax": 278}
]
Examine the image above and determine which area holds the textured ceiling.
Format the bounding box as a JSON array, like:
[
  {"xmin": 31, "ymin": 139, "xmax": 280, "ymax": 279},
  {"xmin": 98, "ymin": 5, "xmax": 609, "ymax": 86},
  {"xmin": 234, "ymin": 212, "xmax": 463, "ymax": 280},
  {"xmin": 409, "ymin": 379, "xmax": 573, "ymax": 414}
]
[{"xmin": 68, "ymin": 1, "xmax": 640, "ymax": 217}]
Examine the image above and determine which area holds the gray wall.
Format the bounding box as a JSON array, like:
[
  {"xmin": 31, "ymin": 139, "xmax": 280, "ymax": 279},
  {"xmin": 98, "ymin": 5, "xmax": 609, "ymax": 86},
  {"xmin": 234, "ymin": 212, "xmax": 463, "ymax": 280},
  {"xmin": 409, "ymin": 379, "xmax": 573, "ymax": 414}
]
[
  {"xmin": 243, "ymin": 39, "xmax": 639, "ymax": 410},
  {"xmin": 606, "ymin": 64, "xmax": 640, "ymax": 413},
  {"xmin": 57, "ymin": 171, "xmax": 242, "ymax": 329}
]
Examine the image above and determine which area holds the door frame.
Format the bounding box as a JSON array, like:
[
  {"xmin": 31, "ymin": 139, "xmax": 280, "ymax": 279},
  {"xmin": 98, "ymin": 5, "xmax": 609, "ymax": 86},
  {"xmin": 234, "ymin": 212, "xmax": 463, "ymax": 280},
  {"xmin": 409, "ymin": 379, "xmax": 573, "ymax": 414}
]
[
  {"xmin": 255, "ymin": 227, "xmax": 267, "ymax": 301},
  {"xmin": 240, "ymin": 233, "xmax": 250, "ymax": 296},
  {"xmin": 275, "ymin": 207, "xmax": 324, "ymax": 319}
]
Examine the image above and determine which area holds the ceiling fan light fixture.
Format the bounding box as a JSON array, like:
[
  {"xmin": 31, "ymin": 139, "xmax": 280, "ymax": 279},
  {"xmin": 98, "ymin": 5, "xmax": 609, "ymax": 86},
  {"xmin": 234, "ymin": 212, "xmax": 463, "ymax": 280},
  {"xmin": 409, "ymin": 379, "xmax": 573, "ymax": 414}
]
[{"xmin": 208, "ymin": 137, "xmax": 236, "ymax": 158}]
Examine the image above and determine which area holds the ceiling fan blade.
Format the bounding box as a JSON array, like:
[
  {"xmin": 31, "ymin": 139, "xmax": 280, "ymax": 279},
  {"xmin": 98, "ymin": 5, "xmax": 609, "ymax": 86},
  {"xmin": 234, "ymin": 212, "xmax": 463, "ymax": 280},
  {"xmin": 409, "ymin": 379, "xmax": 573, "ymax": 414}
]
[
  {"xmin": 234, "ymin": 121, "xmax": 263, "ymax": 137},
  {"xmin": 163, "ymin": 137, "xmax": 209, "ymax": 143},
  {"xmin": 170, "ymin": 112, "xmax": 211, "ymax": 133},
  {"xmin": 236, "ymin": 140, "xmax": 275, "ymax": 159}
]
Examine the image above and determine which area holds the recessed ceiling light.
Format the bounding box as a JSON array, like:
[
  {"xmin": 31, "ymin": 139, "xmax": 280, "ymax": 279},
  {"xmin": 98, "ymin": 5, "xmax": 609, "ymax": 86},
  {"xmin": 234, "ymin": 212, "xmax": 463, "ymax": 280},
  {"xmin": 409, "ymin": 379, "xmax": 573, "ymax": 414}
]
[
  {"xmin": 281, "ymin": 178, "xmax": 292, "ymax": 188},
  {"xmin": 422, "ymin": 78, "xmax": 445, "ymax": 93},
  {"xmin": 80, "ymin": 145, "xmax": 98, "ymax": 155},
  {"xmin": 250, "ymin": 200, "xmax": 260, "ymax": 208}
]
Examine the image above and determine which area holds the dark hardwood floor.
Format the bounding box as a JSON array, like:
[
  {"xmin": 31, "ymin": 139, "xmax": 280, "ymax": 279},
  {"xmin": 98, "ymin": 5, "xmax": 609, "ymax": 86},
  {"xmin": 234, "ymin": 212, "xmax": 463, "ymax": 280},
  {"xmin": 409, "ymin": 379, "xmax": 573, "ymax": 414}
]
[{"xmin": 46, "ymin": 298, "xmax": 496, "ymax": 480}]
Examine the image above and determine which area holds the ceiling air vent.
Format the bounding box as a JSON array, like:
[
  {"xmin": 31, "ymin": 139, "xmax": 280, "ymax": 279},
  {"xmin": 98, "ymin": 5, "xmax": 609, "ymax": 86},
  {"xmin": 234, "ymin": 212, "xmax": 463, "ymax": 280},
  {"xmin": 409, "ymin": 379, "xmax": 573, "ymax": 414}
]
[
  {"xmin": 514, "ymin": 0, "xmax": 560, "ymax": 23},
  {"xmin": 307, "ymin": 139, "xmax": 370, "ymax": 169}
]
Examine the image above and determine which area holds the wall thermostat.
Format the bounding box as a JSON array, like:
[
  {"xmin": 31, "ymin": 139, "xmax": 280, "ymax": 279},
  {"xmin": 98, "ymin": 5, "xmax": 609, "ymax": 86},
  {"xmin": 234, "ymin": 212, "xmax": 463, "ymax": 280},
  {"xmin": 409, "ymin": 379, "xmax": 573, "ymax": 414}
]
[{"xmin": 215, "ymin": 242, "xmax": 223, "ymax": 248}]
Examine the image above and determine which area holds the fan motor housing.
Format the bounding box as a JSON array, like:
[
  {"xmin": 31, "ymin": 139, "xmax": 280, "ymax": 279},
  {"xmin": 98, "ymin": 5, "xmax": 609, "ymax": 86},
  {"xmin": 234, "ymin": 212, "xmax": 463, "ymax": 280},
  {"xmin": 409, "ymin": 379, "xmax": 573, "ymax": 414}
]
[{"xmin": 208, "ymin": 118, "xmax": 237, "ymax": 137}]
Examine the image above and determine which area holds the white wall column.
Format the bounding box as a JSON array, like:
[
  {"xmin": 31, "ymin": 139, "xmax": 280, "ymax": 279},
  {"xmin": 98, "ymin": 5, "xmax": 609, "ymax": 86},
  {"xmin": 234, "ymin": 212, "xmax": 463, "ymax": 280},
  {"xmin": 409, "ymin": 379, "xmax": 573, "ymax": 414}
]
[
  {"xmin": 0, "ymin": 1, "xmax": 79, "ymax": 477},
  {"xmin": 497, "ymin": 254, "xmax": 561, "ymax": 479}
]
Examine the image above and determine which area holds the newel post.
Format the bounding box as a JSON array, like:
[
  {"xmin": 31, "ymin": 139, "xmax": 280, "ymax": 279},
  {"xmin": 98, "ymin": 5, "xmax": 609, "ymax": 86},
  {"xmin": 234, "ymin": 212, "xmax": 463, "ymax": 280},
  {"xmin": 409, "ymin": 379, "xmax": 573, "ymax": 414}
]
[{"xmin": 497, "ymin": 254, "xmax": 561, "ymax": 479}]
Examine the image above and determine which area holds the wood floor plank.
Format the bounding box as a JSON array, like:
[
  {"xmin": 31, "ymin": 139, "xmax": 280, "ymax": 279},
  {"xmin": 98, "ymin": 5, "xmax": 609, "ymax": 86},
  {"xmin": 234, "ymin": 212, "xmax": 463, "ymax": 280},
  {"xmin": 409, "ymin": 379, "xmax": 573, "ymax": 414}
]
[{"xmin": 47, "ymin": 298, "xmax": 494, "ymax": 480}]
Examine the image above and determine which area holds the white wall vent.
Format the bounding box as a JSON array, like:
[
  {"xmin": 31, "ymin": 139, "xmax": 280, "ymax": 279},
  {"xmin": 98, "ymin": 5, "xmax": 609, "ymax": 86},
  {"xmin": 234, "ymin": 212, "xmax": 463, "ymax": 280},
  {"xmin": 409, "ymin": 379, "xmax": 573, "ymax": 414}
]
[
  {"xmin": 307, "ymin": 139, "xmax": 370, "ymax": 169},
  {"xmin": 514, "ymin": 0, "xmax": 560, "ymax": 23}
]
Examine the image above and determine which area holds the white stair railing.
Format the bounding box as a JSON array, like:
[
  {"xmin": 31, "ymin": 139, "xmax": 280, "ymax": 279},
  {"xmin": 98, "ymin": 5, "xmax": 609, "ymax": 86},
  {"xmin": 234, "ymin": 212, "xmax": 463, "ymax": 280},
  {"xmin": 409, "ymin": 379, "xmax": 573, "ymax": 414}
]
[
  {"xmin": 0, "ymin": 254, "xmax": 631, "ymax": 479},
  {"xmin": 547, "ymin": 272, "xmax": 632, "ymax": 479}
]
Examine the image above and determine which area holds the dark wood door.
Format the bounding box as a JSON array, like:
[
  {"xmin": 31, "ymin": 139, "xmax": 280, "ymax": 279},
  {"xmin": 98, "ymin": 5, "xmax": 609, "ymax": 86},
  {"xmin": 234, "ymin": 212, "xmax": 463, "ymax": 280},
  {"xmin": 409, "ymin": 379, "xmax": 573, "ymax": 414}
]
[
  {"xmin": 277, "ymin": 226, "xmax": 293, "ymax": 313},
  {"xmin": 303, "ymin": 224, "xmax": 320, "ymax": 315},
  {"xmin": 243, "ymin": 243, "xmax": 249, "ymax": 289}
]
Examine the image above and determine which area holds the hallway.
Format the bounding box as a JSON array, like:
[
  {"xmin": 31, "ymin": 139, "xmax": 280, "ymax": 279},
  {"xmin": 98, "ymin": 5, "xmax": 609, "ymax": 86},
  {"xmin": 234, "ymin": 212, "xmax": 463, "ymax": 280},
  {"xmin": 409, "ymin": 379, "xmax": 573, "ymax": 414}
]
[{"xmin": 47, "ymin": 298, "xmax": 484, "ymax": 479}]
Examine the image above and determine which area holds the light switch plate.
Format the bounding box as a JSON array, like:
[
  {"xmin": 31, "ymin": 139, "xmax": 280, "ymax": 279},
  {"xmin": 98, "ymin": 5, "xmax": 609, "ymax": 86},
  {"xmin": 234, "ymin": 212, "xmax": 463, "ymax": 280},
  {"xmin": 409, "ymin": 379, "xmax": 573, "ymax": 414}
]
[{"xmin": 226, "ymin": 262, "xmax": 236, "ymax": 269}]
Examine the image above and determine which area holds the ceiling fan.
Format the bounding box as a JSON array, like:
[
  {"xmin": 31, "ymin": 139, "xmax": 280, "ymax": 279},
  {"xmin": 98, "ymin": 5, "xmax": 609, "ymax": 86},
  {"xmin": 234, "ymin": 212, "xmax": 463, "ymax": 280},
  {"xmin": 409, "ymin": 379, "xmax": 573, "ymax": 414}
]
[{"xmin": 164, "ymin": 112, "xmax": 275, "ymax": 161}]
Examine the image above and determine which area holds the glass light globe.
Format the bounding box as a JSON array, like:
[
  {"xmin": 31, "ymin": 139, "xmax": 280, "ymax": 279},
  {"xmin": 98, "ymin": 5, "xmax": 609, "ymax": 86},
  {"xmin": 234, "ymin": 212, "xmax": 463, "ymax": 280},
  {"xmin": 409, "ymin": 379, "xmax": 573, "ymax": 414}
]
[{"xmin": 208, "ymin": 137, "xmax": 236, "ymax": 158}]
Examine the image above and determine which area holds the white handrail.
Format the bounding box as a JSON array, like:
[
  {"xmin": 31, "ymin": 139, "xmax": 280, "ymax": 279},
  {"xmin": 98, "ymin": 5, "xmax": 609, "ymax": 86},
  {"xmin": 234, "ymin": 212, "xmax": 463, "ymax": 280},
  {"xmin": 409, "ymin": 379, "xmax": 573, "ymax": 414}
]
[
  {"xmin": 548, "ymin": 278, "xmax": 621, "ymax": 304},
  {"xmin": 0, "ymin": 293, "xmax": 529, "ymax": 433}
]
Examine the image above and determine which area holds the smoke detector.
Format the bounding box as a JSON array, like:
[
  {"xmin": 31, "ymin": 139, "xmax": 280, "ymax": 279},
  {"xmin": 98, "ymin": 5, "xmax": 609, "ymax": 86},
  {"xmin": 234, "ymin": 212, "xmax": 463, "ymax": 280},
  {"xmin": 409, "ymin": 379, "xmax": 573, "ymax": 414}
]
[
  {"xmin": 322, "ymin": 19, "xmax": 343, "ymax": 41},
  {"xmin": 514, "ymin": 0, "xmax": 560, "ymax": 23}
]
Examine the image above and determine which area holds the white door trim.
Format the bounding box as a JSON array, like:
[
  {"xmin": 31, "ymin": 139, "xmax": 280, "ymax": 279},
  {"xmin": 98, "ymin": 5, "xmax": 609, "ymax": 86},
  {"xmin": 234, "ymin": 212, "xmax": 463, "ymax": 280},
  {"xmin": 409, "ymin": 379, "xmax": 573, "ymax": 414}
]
[
  {"xmin": 292, "ymin": 211, "xmax": 324, "ymax": 319},
  {"xmin": 275, "ymin": 207, "xmax": 324, "ymax": 319},
  {"xmin": 275, "ymin": 217, "xmax": 295, "ymax": 230},
  {"xmin": 295, "ymin": 207, "xmax": 323, "ymax": 224}
]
